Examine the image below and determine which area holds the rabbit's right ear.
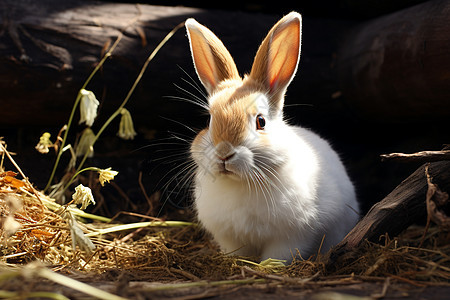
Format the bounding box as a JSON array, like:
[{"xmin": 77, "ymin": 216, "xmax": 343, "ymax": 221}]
[
  {"xmin": 185, "ymin": 19, "xmax": 240, "ymax": 95},
  {"xmin": 250, "ymin": 12, "xmax": 302, "ymax": 114}
]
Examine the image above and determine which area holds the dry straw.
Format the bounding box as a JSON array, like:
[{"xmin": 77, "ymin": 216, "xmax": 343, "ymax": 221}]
[
  {"xmin": 2, "ymin": 135, "xmax": 450, "ymax": 298},
  {"xmin": 1, "ymin": 16, "xmax": 450, "ymax": 298}
]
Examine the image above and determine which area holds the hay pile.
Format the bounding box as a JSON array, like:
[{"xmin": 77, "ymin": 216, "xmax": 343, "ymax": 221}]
[{"xmin": 1, "ymin": 138, "xmax": 450, "ymax": 299}]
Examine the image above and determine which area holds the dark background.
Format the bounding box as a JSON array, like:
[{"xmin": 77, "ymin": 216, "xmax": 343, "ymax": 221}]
[
  {"xmin": 1, "ymin": 0, "xmax": 446, "ymax": 219},
  {"xmin": 122, "ymin": 0, "xmax": 429, "ymax": 19}
]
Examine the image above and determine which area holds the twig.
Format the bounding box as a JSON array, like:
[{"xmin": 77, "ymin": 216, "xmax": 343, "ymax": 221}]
[
  {"xmin": 419, "ymin": 164, "xmax": 433, "ymax": 248},
  {"xmin": 387, "ymin": 274, "xmax": 427, "ymax": 287},
  {"xmin": 3, "ymin": 252, "xmax": 28, "ymax": 259},
  {"xmin": 110, "ymin": 181, "xmax": 137, "ymax": 211},
  {"xmin": 138, "ymin": 170, "xmax": 154, "ymax": 215},
  {"xmin": 242, "ymin": 266, "xmax": 320, "ymax": 285},
  {"xmin": 169, "ymin": 267, "xmax": 200, "ymax": 281},
  {"xmin": 380, "ymin": 150, "xmax": 450, "ymax": 162},
  {"xmin": 0, "ymin": 142, "xmax": 44, "ymax": 206},
  {"xmin": 371, "ymin": 277, "xmax": 390, "ymax": 299},
  {"xmin": 135, "ymin": 278, "xmax": 266, "ymax": 292},
  {"xmin": 119, "ymin": 227, "xmax": 145, "ymax": 243}
]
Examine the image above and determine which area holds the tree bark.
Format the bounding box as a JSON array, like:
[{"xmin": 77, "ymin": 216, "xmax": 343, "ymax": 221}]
[
  {"xmin": 328, "ymin": 160, "xmax": 450, "ymax": 266},
  {"xmin": 0, "ymin": 1, "xmax": 277, "ymax": 127},
  {"xmin": 0, "ymin": 0, "xmax": 357, "ymax": 129},
  {"xmin": 337, "ymin": 0, "xmax": 450, "ymax": 122}
]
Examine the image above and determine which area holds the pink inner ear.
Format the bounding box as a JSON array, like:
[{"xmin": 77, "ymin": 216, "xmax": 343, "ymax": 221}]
[
  {"xmin": 189, "ymin": 30, "xmax": 218, "ymax": 92},
  {"xmin": 269, "ymin": 74, "xmax": 279, "ymax": 90},
  {"xmin": 267, "ymin": 22, "xmax": 301, "ymax": 92},
  {"xmin": 186, "ymin": 19, "xmax": 240, "ymax": 94}
]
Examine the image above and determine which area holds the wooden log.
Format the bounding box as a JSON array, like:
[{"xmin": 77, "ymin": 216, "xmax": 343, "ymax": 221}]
[
  {"xmin": 337, "ymin": 0, "xmax": 450, "ymax": 122},
  {"xmin": 0, "ymin": 0, "xmax": 355, "ymax": 130},
  {"xmin": 380, "ymin": 150, "xmax": 450, "ymax": 163},
  {"xmin": 0, "ymin": 1, "xmax": 269, "ymax": 127},
  {"xmin": 328, "ymin": 160, "xmax": 450, "ymax": 266},
  {"xmin": 4, "ymin": 0, "xmax": 449, "ymax": 129}
]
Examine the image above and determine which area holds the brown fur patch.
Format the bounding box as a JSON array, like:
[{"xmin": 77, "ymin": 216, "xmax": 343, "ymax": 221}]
[
  {"xmin": 192, "ymin": 129, "xmax": 208, "ymax": 149},
  {"xmin": 209, "ymin": 79, "xmax": 265, "ymax": 147},
  {"xmin": 210, "ymin": 98, "xmax": 247, "ymax": 146}
]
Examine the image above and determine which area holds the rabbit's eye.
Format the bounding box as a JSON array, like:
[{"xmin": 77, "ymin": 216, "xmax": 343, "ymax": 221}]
[{"xmin": 256, "ymin": 114, "xmax": 265, "ymax": 130}]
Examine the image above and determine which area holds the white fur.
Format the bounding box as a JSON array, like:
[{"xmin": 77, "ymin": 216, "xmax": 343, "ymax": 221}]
[
  {"xmin": 193, "ymin": 115, "xmax": 359, "ymax": 261},
  {"xmin": 186, "ymin": 12, "xmax": 360, "ymax": 262}
]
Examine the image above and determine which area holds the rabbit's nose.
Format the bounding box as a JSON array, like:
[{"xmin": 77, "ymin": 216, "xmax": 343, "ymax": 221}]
[
  {"xmin": 215, "ymin": 141, "xmax": 235, "ymax": 161},
  {"xmin": 218, "ymin": 152, "xmax": 235, "ymax": 162}
]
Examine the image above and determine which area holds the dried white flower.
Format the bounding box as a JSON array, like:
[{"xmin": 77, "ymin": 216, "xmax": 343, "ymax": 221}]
[
  {"xmin": 3, "ymin": 215, "xmax": 22, "ymax": 238},
  {"xmin": 75, "ymin": 128, "xmax": 95, "ymax": 158},
  {"xmin": 68, "ymin": 215, "xmax": 96, "ymax": 254},
  {"xmin": 1, "ymin": 194, "xmax": 23, "ymax": 237},
  {"xmin": 98, "ymin": 167, "xmax": 119, "ymax": 186},
  {"xmin": 117, "ymin": 108, "xmax": 137, "ymax": 140},
  {"xmin": 72, "ymin": 184, "xmax": 96, "ymax": 210},
  {"xmin": 79, "ymin": 89, "xmax": 99, "ymax": 127},
  {"xmin": 35, "ymin": 132, "xmax": 53, "ymax": 154}
]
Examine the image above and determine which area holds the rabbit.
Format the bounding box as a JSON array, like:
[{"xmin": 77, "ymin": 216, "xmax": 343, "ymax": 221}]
[{"xmin": 185, "ymin": 12, "xmax": 359, "ymax": 262}]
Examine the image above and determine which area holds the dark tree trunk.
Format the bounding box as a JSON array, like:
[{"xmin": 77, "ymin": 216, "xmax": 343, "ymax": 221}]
[
  {"xmin": 0, "ymin": 0, "xmax": 355, "ymax": 129},
  {"xmin": 337, "ymin": 0, "xmax": 450, "ymax": 122},
  {"xmin": 328, "ymin": 160, "xmax": 450, "ymax": 266}
]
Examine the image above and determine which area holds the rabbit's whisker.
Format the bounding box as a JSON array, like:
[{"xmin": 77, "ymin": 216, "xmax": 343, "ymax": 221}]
[
  {"xmin": 156, "ymin": 161, "xmax": 197, "ymax": 215},
  {"xmin": 177, "ymin": 65, "xmax": 208, "ymax": 99},
  {"xmin": 165, "ymin": 95, "xmax": 209, "ymax": 111}
]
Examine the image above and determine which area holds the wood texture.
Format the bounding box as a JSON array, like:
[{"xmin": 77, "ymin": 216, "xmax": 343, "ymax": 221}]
[
  {"xmin": 337, "ymin": 0, "xmax": 450, "ymax": 122},
  {"xmin": 381, "ymin": 150, "xmax": 450, "ymax": 163},
  {"xmin": 2, "ymin": 0, "xmax": 450, "ymax": 129},
  {"xmin": 328, "ymin": 160, "xmax": 450, "ymax": 265},
  {"xmin": 0, "ymin": 0, "xmax": 359, "ymax": 131},
  {"xmin": 0, "ymin": 1, "xmax": 289, "ymax": 127}
]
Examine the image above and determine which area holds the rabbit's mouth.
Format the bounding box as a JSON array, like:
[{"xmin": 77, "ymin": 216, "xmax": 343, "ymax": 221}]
[
  {"xmin": 217, "ymin": 161, "xmax": 235, "ymax": 176},
  {"xmin": 219, "ymin": 169, "xmax": 234, "ymax": 176}
]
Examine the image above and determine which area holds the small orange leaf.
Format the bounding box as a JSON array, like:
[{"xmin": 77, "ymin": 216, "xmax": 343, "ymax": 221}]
[
  {"xmin": 31, "ymin": 229, "xmax": 54, "ymax": 239},
  {"xmin": 2, "ymin": 171, "xmax": 18, "ymax": 177},
  {"xmin": 3, "ymin": 176, "xmax": 26, "ymax": 189}
]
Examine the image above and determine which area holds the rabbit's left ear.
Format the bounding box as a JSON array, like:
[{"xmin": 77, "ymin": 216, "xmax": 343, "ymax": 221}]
[
  {"xmin": 250, "ymin": 12, "xmax": 302, "ymax": 112},
  {"xmin": 185, "ymin": 19, "xmax": 240, "ymax": 95}
]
